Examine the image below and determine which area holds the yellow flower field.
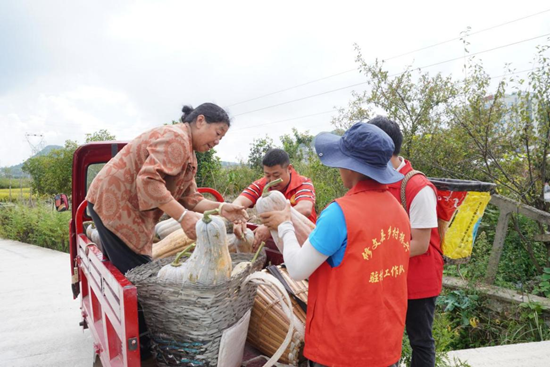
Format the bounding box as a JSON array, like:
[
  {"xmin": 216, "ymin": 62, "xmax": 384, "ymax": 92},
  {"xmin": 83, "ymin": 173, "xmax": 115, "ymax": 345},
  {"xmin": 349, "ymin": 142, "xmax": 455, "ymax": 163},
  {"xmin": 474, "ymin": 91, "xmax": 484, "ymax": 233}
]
[{"xmin": 0, "ymin": 188, "xmax": 31, "ymax": 201}]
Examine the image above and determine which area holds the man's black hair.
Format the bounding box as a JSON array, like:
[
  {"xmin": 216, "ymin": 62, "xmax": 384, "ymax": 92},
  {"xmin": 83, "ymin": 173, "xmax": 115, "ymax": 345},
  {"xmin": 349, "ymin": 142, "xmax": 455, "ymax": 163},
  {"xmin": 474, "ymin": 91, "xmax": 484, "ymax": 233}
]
[
  {"xmin": 368, "ymin": 116, "xmax": 403, "ymax": 156},
  {"xmin": 262, "ymin": 148, "xmax": 290, "ymax": 167}
]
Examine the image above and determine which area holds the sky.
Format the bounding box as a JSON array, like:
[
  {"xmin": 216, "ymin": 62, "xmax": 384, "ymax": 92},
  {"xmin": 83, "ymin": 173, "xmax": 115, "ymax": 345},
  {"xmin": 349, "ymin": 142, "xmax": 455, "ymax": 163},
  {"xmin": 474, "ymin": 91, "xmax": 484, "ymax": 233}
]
[{"xmin": 1, "ymin": 0, "xmax": 549, "ymax": 167}]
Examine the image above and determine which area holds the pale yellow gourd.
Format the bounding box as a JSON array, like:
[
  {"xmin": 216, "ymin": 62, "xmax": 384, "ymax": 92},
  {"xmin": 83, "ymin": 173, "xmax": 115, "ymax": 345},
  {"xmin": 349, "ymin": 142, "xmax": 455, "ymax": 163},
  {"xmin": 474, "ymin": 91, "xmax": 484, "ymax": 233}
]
[
  {"xmin": 155, "ymin": 218, "xmax": 181, "ymax": 240},
  {"xmin": 227, "ymin": 228, "xmax": 254, "ymax": 253},
  {"xmin": 157, "ymin": 243, "xmax": 196, "ymax": 282},
  {"xmin": 180, "ymin": 209, "xmax": 233, "ymax": 285},
  {"xmin": 255, "ymin": 178, "xmax": 316, "ymax": 251},
  {"xmin": 152, "ymin": 228, "xmax": 195, "ymax": 259},
  {"xmin": 231, "ymin": 242, "xmax": 265, "ymax": 277}
]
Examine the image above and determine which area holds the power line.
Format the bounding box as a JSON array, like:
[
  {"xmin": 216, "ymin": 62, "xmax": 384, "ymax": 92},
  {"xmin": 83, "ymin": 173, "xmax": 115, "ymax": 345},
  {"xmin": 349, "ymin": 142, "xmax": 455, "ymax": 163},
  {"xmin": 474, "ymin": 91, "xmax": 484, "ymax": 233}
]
[
  {"xmin": 227, "ymin": 69, "xmax": 356, "ymax": 108},
  {"xmin": 233, "ymin": 32, "xmax": 550, "ymax": 118},
  {"xmin": 227, "ymin": 8, "xmax": 550, "ymax": 108},
  {"xmin": 233, "ymin": 110, "xmax": 335, "ymax": 131},
  {"xmin": 382, "ymin": 8, "xmax": 550, "ymax": 62},
  {"xmin": 233, "ymin": 67, "xmax": 537, "ymax": 132}
]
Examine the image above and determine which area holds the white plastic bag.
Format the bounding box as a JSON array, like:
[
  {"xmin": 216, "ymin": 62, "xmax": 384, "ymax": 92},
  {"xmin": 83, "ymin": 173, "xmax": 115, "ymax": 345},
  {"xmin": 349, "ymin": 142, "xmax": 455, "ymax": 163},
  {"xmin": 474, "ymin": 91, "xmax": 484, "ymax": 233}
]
[{"xmin": 217, "ymin": 310, "xmax": 251, "ymax": 367}]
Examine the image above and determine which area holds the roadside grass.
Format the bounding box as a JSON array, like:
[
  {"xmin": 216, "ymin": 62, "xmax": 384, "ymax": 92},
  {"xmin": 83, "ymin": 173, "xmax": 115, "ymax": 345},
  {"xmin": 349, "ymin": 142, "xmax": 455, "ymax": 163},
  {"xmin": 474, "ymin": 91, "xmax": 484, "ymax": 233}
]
[{"xmin": 0, "ymin": 201, "xmax": 70, "ymax": 252}]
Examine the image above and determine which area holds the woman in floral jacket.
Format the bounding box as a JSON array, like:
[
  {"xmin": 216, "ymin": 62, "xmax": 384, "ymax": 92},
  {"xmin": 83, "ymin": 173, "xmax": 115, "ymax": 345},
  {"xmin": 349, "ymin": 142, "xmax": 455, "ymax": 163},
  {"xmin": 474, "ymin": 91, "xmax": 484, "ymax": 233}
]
[{"xmin": 86, "ymin": 102, "xmax": 247, "ymax": 274}]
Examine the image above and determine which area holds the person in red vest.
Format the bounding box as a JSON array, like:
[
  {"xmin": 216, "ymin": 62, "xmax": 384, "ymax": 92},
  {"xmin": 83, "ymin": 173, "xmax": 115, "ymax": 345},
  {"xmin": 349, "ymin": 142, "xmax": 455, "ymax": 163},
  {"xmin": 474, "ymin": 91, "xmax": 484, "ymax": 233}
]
[
  {"xmin": 370, "ymin": 116, "xmax": 442, "ymax": 367},
  {"xmin": 233, "ymin": 148, "xmax": 316, "ymax": 249},
  {"xmin": 260, "ymin": 122, "xmax": 411, "ymax": 367}
]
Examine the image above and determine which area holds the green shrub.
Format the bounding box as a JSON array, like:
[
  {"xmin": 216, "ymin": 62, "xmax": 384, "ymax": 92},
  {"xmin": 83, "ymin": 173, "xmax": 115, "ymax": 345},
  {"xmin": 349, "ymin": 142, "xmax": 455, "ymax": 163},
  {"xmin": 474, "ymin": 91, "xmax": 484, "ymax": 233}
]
[
  {"xmin": 0, "ymin": 202, "xmax": 70, "ymax": 252},
  {"xmin": 210, "ymin": 164, "xmax": 261, "ymax": 201},
  {"xmin": 444, "ymin": 208, "xmax": 549, "ymax": 294},
  {"xmin": 435, "ymin": 288, "xmax": 550, "ymax": 351}
]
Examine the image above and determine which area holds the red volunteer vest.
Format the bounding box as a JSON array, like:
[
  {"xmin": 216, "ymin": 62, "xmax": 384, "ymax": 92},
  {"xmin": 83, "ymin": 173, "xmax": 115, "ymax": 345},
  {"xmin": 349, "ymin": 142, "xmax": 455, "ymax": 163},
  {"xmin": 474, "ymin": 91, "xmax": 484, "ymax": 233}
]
[
  {"xmin": 304, "ymin": 180, "xmax": 410, "ymax": 367},
  {"xmin": 388, "ymin": 160, "xmax": 444, "ymax": 299}
]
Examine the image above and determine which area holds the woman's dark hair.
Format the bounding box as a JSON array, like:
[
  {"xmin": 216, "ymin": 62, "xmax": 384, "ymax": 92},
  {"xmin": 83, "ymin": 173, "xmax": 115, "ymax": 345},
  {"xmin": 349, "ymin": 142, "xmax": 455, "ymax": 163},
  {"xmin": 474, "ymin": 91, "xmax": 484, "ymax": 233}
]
[
  {"xmin": 262, "ymin": 148, "xmax": 290, "ymax": 168},
  {"xmin": 368, "ymin": 116, "xmax": 402, "ymax": 155},
  {"xmin": 180, "ymin": 103, "xmax": 230, "ymax": 127}
]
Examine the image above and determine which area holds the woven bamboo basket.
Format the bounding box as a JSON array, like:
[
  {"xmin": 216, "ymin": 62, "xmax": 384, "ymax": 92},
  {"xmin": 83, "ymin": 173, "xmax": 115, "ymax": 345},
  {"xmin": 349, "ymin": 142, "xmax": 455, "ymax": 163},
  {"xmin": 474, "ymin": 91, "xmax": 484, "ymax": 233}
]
[
  {"xmin": 246, "ymin": 266, "xmax": 308, "ymax": 365},
  {"xmin": 126, "ymin": 251, "xmax": 266, "ymax": 367}
]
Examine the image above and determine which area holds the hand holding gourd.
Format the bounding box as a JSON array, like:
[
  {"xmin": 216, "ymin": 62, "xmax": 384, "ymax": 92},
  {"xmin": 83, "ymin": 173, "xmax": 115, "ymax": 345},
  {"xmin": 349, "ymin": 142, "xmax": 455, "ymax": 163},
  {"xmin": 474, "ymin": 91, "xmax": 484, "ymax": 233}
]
[
  {"xmin": 220, "ymin": 203, "xmax": 249, "ymax": 224},
  {"xmin": 179, "ymin": 211, "xmax": 202, "ymax": 240},
  {"xmin": 259, "ymin": 200, "xmax": 292, "ymax": 230},
  {"xmin": 252, "ymin": 224, "xmax": 271, "ymax": 250},
  {"xmin": 233, "ymin": 221, "xmax": 247, "ymax": 240}
]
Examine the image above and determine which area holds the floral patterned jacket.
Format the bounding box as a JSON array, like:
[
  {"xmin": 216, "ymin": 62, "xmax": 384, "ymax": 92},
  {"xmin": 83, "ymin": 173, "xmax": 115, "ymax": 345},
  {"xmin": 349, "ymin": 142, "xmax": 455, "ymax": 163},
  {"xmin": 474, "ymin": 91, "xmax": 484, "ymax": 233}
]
[{"xmin": 86, "ymin": 123, "xmax": 204, "ymax": 255}]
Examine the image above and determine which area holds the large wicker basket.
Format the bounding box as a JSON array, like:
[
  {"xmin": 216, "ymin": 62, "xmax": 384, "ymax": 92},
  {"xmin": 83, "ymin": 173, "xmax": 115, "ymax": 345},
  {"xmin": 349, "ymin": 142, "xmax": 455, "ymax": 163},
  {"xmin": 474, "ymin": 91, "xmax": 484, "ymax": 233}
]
[{"xmin": 126, "ymin": 252, "xmax": 266, "ymax": 366}]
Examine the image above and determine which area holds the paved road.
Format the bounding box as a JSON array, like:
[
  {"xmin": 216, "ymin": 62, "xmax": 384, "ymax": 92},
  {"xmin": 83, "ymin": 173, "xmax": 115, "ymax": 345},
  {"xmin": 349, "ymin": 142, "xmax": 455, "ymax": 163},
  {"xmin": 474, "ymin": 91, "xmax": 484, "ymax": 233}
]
[
  {"xmin": 448, "ymin": 340, "xmax": 550, "ymax": 366},
  {"xmin": 1, "ymin": 238, "xmax": 549, "ymax": 367},
  {"xmin": 0, "ymin": 239, "xmax": 93, "ymax": 367}
]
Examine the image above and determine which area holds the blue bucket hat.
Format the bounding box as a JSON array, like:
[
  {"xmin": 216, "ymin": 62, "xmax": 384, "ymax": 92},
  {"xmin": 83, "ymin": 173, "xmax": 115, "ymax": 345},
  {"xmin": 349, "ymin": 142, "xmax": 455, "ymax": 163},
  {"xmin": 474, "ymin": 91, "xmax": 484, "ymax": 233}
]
[{"xmin": 314, "ymin": 122, "xmax": 403, "ymax": 184}]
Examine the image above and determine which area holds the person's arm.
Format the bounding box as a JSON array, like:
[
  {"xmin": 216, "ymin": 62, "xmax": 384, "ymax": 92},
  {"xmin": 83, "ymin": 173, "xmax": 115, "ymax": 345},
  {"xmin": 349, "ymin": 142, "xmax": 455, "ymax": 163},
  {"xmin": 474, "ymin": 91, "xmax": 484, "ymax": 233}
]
[
  {"xmin": 261, "ymin": 201, "xmax": 345, "ymax": 280},
  {"xmin": 408, "ymin": 186, "xmax": 438, "ymax": 257},
  {"xmin": 158, "ymin": 198, "xmax": 201, "ymax": 240},
  {"xmin": 233, "ymin": 195, "xmax": 253, "ymax": 208},
  {"xmin": 136, "ymin": 132, "xmax": 186, "ymax": 212},
  {"xmin": 410, "ymin": 228, "xmax": 432, "ymax": 256},
  {"xmin": 293, "ymin": 200, "xmax": 313, "ymax": 218},
  {"xmin": 278, "ymin": 222, "xmax": 328, "ymax": 280},
  {"xmin": 292, "ymin": 180, "xmax": 316, "ymax": 218},
  {"xmin": 193, "ymin": 199, "xmax": 248, "ymax": 223}
]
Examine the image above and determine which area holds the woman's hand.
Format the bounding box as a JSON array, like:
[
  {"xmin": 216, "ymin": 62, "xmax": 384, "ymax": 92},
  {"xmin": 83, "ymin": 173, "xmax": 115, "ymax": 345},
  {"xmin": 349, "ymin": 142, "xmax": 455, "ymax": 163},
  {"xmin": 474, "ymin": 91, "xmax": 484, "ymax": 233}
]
[
  {"xmin": 180, "ymin": 211, "xmax": 202, "ymax": 240},
  {"xmin": 259, "ymin": 201, "xmax": 291, "ymax": 230},
  {"xmin": 252, "ymin": 225, "xmax": 271, "ymax": 250},
  {"xmin": 233, "ymin": 221, "xmax": 247, "ymax": 240},
  {"xmin": 220, "ymin": 203, "xmax": 249, "ymax": 224}
]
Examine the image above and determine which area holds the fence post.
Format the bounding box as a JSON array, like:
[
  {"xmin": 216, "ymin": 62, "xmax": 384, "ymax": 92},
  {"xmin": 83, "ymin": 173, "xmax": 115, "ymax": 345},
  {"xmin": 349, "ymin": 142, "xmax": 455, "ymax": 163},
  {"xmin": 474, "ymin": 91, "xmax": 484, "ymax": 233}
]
[{"xmin": 484, "ymin": 203, "xmax": 512, "ymax": 285}]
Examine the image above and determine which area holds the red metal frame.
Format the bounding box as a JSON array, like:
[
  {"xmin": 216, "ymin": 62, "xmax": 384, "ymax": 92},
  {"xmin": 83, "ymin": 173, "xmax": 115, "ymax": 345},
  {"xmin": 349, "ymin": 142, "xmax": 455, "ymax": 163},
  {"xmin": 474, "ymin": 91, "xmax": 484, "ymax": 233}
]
[
  {"xmin": 69, "ymin": 141, "xmax": 284, "ymax": 366},
  {"xmin": 70, "ymin": 141, "xmax": 235, "ymax": 366},
  {"xmin": 75, "ymin": 200, "xmax": 141, "ymax": 366}
]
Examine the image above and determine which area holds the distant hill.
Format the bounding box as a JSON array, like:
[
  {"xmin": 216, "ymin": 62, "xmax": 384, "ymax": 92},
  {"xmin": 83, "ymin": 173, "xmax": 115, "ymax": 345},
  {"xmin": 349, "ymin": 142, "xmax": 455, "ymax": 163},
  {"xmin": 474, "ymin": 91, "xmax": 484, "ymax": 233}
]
[
  {"xmin": 221, "ymin": 161, "xmax": 240, "ymax": 168},
  {"xmin": 1, "ymin": 145, "xmax": 62, "ymax": 178}
]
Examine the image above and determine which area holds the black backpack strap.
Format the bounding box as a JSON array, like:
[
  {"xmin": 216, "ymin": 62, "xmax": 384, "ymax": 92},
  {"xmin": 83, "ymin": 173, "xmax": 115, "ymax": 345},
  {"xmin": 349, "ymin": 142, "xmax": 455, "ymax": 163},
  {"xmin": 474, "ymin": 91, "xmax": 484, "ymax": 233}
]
[
  {"xmin": 266, "ymin": 265, "xmax": 308, "ymax": 314},
  {"xmin": 400, "ymin": 170, "xmax": 426, "ymax": 212}
]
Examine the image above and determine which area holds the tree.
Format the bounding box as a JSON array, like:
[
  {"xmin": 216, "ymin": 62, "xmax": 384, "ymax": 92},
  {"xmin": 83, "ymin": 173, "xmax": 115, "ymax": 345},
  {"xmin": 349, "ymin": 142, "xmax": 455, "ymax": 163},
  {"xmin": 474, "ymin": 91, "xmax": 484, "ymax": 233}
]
[
  {"xmin": 247, "ymin": 136, "xmax": 274, "ymax": 171},
  {"xmin": 23, "ymin": 140, "xmax": 78, "ymax": 196},
  {"xmin": 280, "ymin": 128, "xmax": 314, "ymax": 162},
  {"xmin": 23, "ymin": 130, "xmax": 116, "ymax": 196},
  {"xmin": 195, "ymin": 149, "xmax": 222, "ymax": 188},
  {"xmin": 333, "ymin": 40, "xmax": 550, "ymax": 208},
  {"xmin": 333, "ymin": 38, "xmax": 550, "ymax": 272},
  {"xmin": 85, "ymin": 129, "xmax": 116, "ymax": 143}
]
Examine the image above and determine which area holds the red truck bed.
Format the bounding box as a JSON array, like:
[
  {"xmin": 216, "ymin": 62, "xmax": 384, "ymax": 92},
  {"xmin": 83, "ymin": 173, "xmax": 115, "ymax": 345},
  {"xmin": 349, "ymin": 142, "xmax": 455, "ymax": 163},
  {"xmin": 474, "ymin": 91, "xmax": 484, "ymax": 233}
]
[{"xmin": 70, "ymin": 142, "xmax": 283, "ymax": 367}]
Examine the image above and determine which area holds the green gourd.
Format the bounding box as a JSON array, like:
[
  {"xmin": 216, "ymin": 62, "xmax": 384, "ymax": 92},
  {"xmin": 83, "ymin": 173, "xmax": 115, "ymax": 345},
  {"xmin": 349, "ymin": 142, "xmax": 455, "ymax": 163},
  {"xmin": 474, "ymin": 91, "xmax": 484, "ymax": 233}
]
[{"xmin": 180, "ymin": 209, "xmax": 233, "ymax": 285}]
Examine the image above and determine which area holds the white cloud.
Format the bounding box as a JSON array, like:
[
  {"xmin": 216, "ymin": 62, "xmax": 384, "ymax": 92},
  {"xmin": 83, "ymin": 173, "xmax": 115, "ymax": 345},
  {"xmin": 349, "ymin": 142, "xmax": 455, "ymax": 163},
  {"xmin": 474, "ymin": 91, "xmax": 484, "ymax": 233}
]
[{"xmin": 1, "ymin": 0, "xmax": 549, "ymax": 168}]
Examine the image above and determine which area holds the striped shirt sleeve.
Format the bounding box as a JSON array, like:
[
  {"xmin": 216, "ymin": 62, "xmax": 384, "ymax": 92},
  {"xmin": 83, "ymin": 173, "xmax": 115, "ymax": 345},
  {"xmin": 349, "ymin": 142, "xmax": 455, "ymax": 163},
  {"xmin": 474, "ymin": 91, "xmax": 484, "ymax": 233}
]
[
  {"xmin": 294, "ymin": 181, "xmax": 316, "ymax": 203},
  {"xmin": 240, "ymin": 180, "xmax": 263, "ymax": 206}
]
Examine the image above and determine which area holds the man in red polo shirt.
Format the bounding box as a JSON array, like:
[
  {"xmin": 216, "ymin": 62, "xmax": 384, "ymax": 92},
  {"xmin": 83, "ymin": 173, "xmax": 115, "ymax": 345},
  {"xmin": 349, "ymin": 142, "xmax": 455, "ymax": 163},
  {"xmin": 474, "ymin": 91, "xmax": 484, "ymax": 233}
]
[{"xmin": 233, "ymin": 148, "xmax": 316, "ymax": 248}]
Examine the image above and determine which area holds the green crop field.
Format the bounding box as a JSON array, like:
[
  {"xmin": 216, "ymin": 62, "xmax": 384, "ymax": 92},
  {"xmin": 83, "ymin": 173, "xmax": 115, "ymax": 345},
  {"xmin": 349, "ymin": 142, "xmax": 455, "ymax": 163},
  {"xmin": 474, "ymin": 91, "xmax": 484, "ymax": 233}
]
[{"xmin": 0, "ymin": 188, "xmax": 31, "ymax": 201}]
